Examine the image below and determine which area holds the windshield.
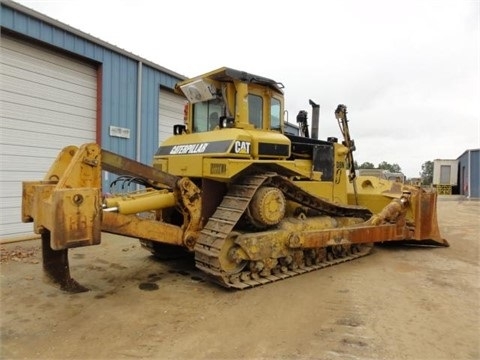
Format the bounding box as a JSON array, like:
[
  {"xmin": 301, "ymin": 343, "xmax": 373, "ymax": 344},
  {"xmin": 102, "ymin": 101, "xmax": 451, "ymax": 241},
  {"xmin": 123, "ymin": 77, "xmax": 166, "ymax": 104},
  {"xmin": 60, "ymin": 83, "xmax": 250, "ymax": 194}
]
[{"xmin": 192, "ymin": 98, "xmax": 224, "ymax": 132}]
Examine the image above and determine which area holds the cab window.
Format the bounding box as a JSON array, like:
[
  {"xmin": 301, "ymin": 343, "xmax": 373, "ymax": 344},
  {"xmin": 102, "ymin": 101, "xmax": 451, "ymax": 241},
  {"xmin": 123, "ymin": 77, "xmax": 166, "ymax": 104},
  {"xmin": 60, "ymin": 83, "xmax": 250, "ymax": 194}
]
[
  {"xmin": 192, "ymin": 99, "xmax": 223, "ymax": 132},
  {"xmin": 271, "ymin": 97, "xmax": 281, "ymax": 131},
  {"xmin": 248, "ymin": 94, "xmax": 263, "ymax": 129}
]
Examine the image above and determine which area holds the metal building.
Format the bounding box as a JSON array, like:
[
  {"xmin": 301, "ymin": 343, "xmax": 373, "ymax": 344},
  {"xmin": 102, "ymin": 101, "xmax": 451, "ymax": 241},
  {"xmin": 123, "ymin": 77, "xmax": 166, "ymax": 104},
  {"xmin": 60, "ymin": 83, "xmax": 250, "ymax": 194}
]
[
  {"xmin": 0, "ymin": 0, "xmax": 187, "ymax": 240},
  {"xmin": 432, "ymin": 159, "xmax": 458, "ymax": 195},
  {"xmin": 457, "ymin": 149, "xmax": 480, "ymax": 198}
]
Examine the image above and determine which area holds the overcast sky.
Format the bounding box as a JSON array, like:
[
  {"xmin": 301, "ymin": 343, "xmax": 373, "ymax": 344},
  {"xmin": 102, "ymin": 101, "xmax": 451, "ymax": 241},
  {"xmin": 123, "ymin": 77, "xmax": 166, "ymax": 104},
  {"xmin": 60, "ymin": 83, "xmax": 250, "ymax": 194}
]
[{"xmin": 14, "ymin": 0, "xmax": 480, "ymax": 177}]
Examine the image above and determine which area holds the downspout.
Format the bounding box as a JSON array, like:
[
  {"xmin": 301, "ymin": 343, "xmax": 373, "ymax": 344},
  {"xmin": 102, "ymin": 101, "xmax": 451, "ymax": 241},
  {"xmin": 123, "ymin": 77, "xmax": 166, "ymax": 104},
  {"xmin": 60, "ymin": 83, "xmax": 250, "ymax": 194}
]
[{"xmin": 136, "ymin": 61, "xmax": 143, "ymax": 163}]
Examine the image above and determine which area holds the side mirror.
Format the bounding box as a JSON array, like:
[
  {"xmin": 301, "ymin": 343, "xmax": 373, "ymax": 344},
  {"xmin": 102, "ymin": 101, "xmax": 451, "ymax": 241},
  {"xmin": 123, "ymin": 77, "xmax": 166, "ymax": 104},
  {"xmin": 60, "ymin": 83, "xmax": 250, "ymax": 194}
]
[
  {"xmin": 173, "ymin": 124, "xmax": 187, "ymax": 135},
  {"xmin": 219, "ymin": 116, "xmax": 235, "ymax": 129}
]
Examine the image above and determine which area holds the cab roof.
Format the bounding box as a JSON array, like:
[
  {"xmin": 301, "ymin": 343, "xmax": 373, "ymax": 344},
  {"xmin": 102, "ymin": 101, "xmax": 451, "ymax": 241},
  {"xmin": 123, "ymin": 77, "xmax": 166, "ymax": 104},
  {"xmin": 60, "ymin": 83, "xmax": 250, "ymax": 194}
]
[{"xmin": 175, "ymin": 67, "xmax": 285, "ymax": 95}]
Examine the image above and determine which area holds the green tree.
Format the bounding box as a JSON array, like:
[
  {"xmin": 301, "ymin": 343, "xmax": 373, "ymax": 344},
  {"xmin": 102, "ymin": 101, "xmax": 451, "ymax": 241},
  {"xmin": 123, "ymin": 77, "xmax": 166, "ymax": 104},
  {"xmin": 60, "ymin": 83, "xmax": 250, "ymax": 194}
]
[
  {"xmin": 377, "ymin": 161, "xmax": 402, "ymax": 173},
  {"xmin": 355, "ymin": 161, "xmax": 403, "ymax": 172},
  {"xmin": 420, "ymin": 161, "xmax": 433, "ymax": 185},
  {"xmin": 358, "ymin": 161, "xmax": 375, "ymax": 169}
]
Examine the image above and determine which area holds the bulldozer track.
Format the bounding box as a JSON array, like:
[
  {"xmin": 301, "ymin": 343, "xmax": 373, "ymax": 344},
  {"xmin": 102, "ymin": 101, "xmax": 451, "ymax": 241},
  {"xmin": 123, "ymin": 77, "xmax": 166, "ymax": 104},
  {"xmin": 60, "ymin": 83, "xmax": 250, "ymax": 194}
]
[{"xmin": 194, "ymin": 172, "xmax": 373, "ymax": 289}]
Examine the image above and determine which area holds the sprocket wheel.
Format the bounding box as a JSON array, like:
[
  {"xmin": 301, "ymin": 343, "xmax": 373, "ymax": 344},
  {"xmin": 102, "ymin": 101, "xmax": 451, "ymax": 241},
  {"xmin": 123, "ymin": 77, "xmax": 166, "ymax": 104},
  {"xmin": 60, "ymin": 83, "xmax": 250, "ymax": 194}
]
[{"xmin": 247, "ymin": 186, "xmax": 286, "ymax": 228}]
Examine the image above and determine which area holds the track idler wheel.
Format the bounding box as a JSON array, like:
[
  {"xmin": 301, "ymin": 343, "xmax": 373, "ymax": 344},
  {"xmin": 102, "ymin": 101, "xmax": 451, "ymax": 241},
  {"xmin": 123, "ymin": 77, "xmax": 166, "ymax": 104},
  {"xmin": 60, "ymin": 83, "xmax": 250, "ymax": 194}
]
[{"xmin": 218, "ymin": 232, "xmax": 247, "ymax": 275}]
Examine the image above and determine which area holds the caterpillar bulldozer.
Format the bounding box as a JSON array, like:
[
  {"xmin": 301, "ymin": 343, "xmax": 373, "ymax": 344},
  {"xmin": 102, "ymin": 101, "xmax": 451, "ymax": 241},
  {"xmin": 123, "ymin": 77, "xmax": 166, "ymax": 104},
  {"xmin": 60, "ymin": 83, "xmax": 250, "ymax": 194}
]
[{"xmin": 21, "ymin": 67, "xmax": 448, "ymax": 293}]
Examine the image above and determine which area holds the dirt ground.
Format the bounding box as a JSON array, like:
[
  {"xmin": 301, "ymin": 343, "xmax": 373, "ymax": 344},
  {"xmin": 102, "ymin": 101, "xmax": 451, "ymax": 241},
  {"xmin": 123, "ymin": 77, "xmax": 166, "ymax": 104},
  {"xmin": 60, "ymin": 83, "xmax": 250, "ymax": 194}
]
[{"xmin": 1, "ymin": 197, "xmax": 479, "ymax": 360}]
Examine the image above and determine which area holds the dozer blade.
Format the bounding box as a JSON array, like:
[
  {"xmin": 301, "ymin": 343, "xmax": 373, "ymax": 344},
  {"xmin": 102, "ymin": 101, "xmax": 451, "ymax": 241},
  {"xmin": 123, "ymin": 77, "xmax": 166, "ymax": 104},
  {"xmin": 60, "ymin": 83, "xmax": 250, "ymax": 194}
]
[
  {"xmin": 407, "ymin": 189, "xmax": 449, "ymax": 247},
  {"xmin": 372, "ymin": 188, "xmax": 448, "ymax": 247},
  {"xmin": 350, "ymin": 177, "xmax": 448, "ymax": 247},
  {"xmin": 41, "ymin": 231, "xmax": 88, "ymax": 293}
]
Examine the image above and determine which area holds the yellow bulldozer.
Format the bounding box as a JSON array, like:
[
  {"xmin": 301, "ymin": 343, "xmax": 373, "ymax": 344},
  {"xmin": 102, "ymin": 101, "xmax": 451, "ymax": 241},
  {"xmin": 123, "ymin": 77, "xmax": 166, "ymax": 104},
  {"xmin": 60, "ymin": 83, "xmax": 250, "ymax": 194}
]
[{"xmin": 21, "ymin": 67, "xmax": 448, "ymax": 292}]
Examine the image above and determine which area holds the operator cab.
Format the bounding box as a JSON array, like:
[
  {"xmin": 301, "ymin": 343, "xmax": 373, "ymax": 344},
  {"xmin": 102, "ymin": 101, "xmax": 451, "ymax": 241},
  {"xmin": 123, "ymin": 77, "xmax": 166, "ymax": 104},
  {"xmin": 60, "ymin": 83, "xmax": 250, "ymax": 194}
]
[{"xmin": 176, "ymin": 67, "xmax": 285, "ymax": 134}]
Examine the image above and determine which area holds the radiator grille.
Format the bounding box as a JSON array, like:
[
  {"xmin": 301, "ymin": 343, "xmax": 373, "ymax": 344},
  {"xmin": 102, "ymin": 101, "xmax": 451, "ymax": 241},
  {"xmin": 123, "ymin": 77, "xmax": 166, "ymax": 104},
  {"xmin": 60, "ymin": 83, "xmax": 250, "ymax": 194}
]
[{"xmin": 210, "ymin": 163, "xmax": 226, "ymax": 174}]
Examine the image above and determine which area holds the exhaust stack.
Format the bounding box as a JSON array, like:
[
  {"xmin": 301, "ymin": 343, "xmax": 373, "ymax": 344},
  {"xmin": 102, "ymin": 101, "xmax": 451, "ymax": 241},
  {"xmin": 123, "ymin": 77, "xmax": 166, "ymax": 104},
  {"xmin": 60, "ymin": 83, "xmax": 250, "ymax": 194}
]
[{"xmin": 309, "ymin": 99, "xmax": 320, "ymax": 139}]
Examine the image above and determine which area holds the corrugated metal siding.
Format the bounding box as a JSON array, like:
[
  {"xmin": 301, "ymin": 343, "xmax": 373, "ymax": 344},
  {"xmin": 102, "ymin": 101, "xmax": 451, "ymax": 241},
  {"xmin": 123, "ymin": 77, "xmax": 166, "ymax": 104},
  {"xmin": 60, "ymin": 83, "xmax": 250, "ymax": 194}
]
[
  {"xmin": 469, "ymin": 150, "xmax": 480, "ymax": 198},
  {"xmin": 101, "ymin": 51, "xmax": 138, "ymax": 159},
  {"xmin": 138, "ymin": 66, "xmax": 160, "ymax": 165},
  {"xmin": 0, "ymin": 34, "xmax": 97, "ymax": 239},
  {"xmin": 457, "ymin": 149, "xmax": 480, "ymax": 198}
]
